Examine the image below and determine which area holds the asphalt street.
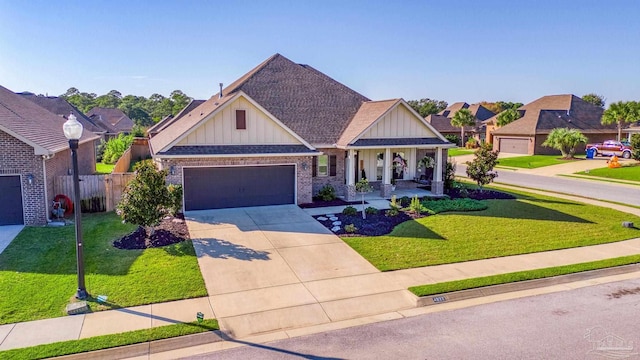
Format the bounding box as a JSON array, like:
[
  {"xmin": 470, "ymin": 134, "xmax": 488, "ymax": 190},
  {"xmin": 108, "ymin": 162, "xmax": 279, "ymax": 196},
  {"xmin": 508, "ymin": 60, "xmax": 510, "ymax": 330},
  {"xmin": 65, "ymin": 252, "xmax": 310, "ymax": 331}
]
[
  {"xmin": 456, "ymin": 164, "xmax": 640, "ymax": 207},
  {"xmin": 187, "ymin": 278, "xmax": 640, "ymax": 359}
]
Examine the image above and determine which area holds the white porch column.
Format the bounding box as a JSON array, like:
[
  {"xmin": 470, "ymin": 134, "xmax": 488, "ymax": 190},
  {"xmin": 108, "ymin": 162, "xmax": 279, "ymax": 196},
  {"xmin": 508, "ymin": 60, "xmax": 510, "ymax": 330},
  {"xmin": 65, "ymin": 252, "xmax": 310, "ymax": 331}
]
[
  {"xmin": 433, "ymin": 147, "xmax": 444, "ymax": 195},
  {"xmin": 380, "ymin": 147, "xmax": 393, "ymax": 197},
  {"xmin": 345, "ymin": 149, "xmax": 357, "ymax": 201}
]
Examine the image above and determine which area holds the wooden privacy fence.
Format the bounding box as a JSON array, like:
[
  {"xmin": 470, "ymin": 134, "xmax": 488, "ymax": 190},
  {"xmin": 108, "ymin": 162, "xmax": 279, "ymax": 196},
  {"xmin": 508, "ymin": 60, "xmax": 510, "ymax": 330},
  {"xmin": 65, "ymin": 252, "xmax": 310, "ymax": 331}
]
[{"xmin": 54, "ymin": 173, "xmax": 136, "ymax": 213}]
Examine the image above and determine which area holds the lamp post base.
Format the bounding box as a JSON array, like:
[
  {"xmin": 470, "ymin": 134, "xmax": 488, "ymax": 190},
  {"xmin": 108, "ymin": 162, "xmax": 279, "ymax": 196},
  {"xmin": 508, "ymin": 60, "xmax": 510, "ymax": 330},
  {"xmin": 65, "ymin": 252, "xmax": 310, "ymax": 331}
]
[{"xmin": 76, "ymin": 289, "xmax": 88, "ymax": 300}]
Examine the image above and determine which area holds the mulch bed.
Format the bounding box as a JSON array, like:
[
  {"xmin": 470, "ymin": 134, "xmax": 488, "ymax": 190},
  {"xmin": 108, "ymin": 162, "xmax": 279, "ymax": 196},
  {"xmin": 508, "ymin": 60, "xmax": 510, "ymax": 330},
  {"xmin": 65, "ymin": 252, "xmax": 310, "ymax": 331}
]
[
  {"xmin": 315, "ymin": 211, "xmax": 426, "ymax": 237},
  {"xmin": 113, "ymin": 213, "xmax": 190, "ymax": 250},
  {"xmin": 299, "ymin": 198, "xmax": 367, "ymax": 209}
]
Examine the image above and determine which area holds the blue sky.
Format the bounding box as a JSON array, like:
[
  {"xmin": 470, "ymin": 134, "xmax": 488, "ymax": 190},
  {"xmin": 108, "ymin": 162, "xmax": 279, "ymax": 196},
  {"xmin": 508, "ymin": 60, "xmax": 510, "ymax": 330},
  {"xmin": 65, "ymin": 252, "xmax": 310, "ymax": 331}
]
[{"xmin": 1, "ymin": 1, "xmax": 638, "ymax": 106}]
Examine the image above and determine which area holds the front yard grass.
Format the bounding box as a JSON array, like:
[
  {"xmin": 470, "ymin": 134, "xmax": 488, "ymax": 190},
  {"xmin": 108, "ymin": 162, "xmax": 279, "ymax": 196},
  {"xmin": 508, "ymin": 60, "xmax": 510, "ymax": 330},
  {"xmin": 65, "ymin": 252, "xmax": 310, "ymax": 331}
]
[
  {"xmin": 343, "ymin": 189, "xmax": 640, "ymax": 271},
  {"xmin": 0, "ymin": 212, "xmax": 207, "ymax": 325},
  {"xmin": 496, "ymin": 155, "xmax": 580, "ymax": 169},
  {"xmin": 576, "ymin": 163, "xmax": 640, "ymax": 182},
  {"xmin": 447, "ymin": 148, "xmax": 475, "ymax": 157}
]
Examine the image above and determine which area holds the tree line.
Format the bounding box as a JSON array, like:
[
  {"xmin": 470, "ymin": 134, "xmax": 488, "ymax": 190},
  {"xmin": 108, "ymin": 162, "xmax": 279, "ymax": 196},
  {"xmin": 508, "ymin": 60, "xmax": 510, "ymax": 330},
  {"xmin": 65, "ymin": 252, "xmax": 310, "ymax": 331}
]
[{"xmin": 61, "ymin": 88, "xmax": 193, "ymax": 127}]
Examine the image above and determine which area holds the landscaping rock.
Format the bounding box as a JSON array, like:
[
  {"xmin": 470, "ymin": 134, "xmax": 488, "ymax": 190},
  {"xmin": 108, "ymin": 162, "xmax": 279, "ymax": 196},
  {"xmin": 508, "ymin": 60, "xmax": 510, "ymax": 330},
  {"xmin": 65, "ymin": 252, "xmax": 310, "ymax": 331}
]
[
  {"xmin": 317, "ymin": 216, "xmax": 328, "ymax": 221},
  {"xmin": 331, "ymin": 226, "xmax": 341, "ymax": 232},
  {"xmin": 325, "ymin": 214, "xmax": 335, "ymax": 217},
  {"xmin": 329, "ymin": 216, "xmax": 339, "ymax": 221},
  {"xmin": 332, "ymin": 221, "xmax": 342, "ymax": 226}
]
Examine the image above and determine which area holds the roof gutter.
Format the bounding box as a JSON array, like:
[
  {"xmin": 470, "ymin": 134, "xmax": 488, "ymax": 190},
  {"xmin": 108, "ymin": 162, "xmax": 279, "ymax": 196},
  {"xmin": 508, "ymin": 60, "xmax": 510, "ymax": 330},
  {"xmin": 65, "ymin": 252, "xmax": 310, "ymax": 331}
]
[{"xmin": 154, "ymin": 152, "xmax": 322, "ymax": 159}]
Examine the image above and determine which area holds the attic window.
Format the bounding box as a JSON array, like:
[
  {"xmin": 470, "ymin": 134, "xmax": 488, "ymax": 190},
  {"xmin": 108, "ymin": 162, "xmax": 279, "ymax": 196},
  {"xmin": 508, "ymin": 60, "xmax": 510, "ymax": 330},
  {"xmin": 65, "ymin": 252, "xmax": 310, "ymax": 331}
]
[{"xmin": 236, "ymin": 110, "xmax": 246, "ymax": 130}]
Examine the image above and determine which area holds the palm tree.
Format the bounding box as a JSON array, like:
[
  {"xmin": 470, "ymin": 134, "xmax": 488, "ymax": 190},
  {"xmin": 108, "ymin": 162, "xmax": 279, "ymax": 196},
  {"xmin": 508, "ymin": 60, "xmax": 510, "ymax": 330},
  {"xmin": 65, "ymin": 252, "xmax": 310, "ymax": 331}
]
[
  {"xmin": 451, "ymin": 108, "xmax": 476, "ymax": 147},
  {"xmin": 601, "ymin": 101, "xmax": 640, "ymax": 141},
  {"xmin": 542, "ymin": 128, "xmax": 588, "ymax": 159}
]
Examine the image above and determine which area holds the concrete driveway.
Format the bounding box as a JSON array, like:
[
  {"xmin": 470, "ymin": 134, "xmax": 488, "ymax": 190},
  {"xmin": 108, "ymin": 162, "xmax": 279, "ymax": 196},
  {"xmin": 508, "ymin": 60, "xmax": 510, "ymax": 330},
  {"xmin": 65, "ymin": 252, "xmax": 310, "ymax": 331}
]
[
  {"xmin": 0, "ymin": 225, "xmax": 24, "ymax": 254},
  {"xmin": 184, "ymin": 205, "xmax": 415, "ymax": 337}
]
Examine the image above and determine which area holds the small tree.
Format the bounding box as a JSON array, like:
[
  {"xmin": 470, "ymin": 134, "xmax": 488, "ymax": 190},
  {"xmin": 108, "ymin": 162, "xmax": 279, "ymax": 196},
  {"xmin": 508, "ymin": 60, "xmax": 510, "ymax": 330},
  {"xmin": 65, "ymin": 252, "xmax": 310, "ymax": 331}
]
[
  {"xmin": 582, "ymin": 93, "xmax": 606, "ymax": 108},
  {"xmin": 631, "ymin": 133, "xmax": 640, "ymax": 161},
  {"xmin": 355, "ymin": 178, "xmax": 373, "ymax": 219},
  {"xmin": 542, "ymin": 128, "xmax": 587, "ymax": 159},
  {"xmin": 451, "ymin": 108, "xmax": 476, "ymax": 147},
  {"xmin": 117, "ymin": 160, "xmax": 171, "ymax": 236},
  {"xmin": 465, "ymin": 143, "xmax": 499, "ymax": 191},
  {"xmin": 496, "ymin": 108, "xmax": 521, "ymax": 127},
  {"xmin": 602, "ymin": 101, "xmax": 640, "ymax": 141}
]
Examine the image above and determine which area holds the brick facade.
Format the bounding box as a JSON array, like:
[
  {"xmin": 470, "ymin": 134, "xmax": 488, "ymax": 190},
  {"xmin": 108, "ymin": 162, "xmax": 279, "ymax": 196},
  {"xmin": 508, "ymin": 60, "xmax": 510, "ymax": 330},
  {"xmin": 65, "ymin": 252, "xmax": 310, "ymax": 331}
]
[
  {"xmin": 0, "ymin": 130, "xmax": 96, "ymax": 225},
  {"xmin": 311, "ymin": 148, "xmax": 346, "ymax": 197},
  {"xmin": 161, "ymin": 156, "xmax": 313, "ymax": 206}
]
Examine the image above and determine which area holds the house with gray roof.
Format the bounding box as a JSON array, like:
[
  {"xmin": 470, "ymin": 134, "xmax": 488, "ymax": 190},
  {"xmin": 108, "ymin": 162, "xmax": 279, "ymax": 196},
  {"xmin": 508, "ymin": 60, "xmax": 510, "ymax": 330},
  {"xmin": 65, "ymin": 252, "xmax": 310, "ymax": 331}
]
[
  {"xmin": 425, "ymin": 102, "xmax": 495, "ymax": 144},
  {"xmin": 149, "ymin": 54, "xmax": 454, "ymax": 211},
  {"xmin": 147, "ymin": 99, "xmax": 205, "ymax": 138},
  {"xmin": 0, "ymin": 85, "xmax": 98, "ymax": 225},
  {"xmin": 87, "ymin": 107, "xmax": 135, "ymax": 137},
  {"xmin": 486, "ymin": 95, "xmax": 617, "ymax": 155}
]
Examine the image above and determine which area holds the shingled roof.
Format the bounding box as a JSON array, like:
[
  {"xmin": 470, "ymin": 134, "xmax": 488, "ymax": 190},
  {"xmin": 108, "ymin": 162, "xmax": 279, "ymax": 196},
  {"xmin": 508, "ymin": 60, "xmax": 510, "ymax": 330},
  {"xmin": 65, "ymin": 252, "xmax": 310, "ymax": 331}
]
[
  {"xmin": 18, "ymin": 93, "xmax": 110, "ymax": 134},
  {"xmin": 429, "ymin": 102, "xmax": 494, "ymax": 133},
  {"xmin": 0, "ymin": 85, "xmax": 98, "ymax": 155},
  {"xmin": 147, "ymin": 99, "xmax": 205, "ymax": 137},
  {"xmin": 87, "ymin": 107, "xmax": 135, "ymax": 132},
  {"xmin": 491, "ymin": 94, "xmax": 615, "ymax": 136}
]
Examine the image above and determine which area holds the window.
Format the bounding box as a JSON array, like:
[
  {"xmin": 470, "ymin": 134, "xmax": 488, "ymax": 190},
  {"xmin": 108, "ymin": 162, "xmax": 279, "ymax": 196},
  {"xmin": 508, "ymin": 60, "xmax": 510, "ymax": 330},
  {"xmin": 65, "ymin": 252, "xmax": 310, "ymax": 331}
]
[
  {"xmin": 235, "ymin": 110, "xmax": 246, "ymax": 130},
  {"xmin": 317, "ymin": 155, "xmax": 328, "ymax": 176},
  {"xmin": 376, "ymin": 152, "xmax": 384, "ymax": 180}
]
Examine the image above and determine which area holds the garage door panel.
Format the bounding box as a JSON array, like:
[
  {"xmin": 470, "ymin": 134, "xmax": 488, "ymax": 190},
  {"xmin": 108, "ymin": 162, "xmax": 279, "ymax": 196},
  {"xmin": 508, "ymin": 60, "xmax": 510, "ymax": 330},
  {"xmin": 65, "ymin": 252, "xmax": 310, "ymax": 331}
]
[
  {"xmin": 0, "ymin": 176, "xmax": 24, "ymax": 225},
  {"xmin": 184, "ymin": 165, "xmax": 295, "ymax": 211},
  {"xmin": 499, "ymin": 138, "xmax": 528, "ymax": 154}
]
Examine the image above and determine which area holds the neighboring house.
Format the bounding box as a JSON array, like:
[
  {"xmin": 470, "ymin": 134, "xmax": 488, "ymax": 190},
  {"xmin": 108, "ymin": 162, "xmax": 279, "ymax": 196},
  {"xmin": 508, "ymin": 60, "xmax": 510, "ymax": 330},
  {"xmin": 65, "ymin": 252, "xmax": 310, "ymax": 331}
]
[
  {"xmin": 0, "ymin": 85, "xmax": 98, "ymax": 225},
  {"xmin": 87, "ymin": 107, "xmax": 135, "ymax": 138},
  {"xmin": 623, "ymin": 121, "xmax": 640, "ymax": 142},
  {"xmin": 17, "ymin": 93, "xmax": 116, "ymax": 152},
  {"xmin": 149, "ymin": 54, "xmax": 454, "ymax": 211},
  {"xmin": 486, "ymin": 94, "xmax": 617, "ymax": 155},
  {"xmin": 425, "ymin": 102, "xmax": 495, "ymax": 144},
  {"xmin": 147, "ymin": 99, "xmax": 205, "ymax": 138}
]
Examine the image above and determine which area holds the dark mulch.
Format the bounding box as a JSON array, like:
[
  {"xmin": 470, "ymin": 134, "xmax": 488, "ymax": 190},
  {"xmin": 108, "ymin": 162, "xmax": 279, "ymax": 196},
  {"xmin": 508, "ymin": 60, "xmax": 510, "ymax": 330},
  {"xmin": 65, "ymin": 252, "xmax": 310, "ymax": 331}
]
[
  {"xmin": 299, "ymin": 198, "xmax": 367, "ymax": 209},
  {"xmin": 444, "ymin": 188, "xmax": 516, "ymax": 200},
  {"xmin": 315, "ymin": 211, "xmax": 426, "ymax": 237},
  {"xmin": 113, "ymin": 213, "xmax": 190, "ymax": 250}
]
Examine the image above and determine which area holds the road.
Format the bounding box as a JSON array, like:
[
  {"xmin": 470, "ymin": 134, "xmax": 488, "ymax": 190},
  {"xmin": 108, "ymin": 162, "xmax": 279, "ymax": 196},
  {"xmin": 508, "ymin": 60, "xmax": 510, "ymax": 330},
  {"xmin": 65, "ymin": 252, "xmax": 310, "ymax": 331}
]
[
  {"xmin": 187, "ymin": 277, "xmax": 640, "ymax": 359},
  {"xmin": 456, "ymin": 164, "xmax": 640, "ymax": 207}
]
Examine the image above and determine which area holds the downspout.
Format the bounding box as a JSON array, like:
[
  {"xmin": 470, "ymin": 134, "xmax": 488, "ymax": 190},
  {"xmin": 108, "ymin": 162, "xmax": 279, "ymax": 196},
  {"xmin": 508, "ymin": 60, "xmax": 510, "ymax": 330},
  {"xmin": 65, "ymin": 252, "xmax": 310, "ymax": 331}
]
[{"xmin": 42, "ymin": 153, "xmax": 55, "ymax": 222}]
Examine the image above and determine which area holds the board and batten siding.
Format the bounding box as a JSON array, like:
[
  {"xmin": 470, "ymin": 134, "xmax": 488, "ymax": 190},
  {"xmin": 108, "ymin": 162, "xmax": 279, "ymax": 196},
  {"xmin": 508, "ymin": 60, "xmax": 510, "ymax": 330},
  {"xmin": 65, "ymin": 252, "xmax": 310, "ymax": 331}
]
[
  {"xmin": 360, "ymin": 104, "xmax": 437, "ymax": 139},
  {"xmin": 178, "ymin": 97, "xmax": 302, "ymax": 146}
]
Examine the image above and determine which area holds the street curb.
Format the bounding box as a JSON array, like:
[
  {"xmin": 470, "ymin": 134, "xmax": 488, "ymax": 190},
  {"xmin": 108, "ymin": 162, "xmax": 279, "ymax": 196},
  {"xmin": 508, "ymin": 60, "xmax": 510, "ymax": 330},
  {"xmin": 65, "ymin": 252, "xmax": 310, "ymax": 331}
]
[
  {"xmin": 415, "ymin": 263, "xmax": 640, "ymax": 307},
  {"xmin": 54, "ymin": 330, "xmax": 224, "ymax": 360}
]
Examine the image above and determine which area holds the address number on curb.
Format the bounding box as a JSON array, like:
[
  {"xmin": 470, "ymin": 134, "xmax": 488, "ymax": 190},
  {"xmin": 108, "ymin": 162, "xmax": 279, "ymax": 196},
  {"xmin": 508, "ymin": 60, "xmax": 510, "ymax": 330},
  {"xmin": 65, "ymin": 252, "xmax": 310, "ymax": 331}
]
[{"xmin": 432, "ymin": 296, "xmax": 447, "ymax": 303}]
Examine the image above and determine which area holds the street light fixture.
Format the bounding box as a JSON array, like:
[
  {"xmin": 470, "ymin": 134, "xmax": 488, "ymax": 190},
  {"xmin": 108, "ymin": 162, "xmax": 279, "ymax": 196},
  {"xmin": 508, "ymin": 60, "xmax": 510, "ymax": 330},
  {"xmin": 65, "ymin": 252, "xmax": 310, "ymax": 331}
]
[{"xmin": 63, "ymin": 114, "xmax": 88, "ymax": 300}]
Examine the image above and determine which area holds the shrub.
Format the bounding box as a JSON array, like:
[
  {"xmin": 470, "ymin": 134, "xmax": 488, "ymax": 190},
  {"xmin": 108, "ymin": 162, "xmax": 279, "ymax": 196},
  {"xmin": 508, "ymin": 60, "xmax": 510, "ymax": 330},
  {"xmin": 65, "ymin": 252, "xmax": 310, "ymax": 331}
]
[
  {"xmin": 385, "ymin": 207, "xmax": 399, "ymax": 217},
  {"xmin": 444, "ymin": 134, "xmax": 459, "ymax": 144},
  {"xmin": 365, "ymin": 206, "xmax": 378, "ymax": 215},
  {"xmin": 167, "ymin": 184, "xmax": 183, "ymax": 215},
  {"xmin": 421, "ymin": 198, "xmax": 488, "ymax": 214},
  {"xmin": 390, "ymin": 195, "xmax": 398, "ymax": 208},
  {"xmin": 342, "ymin": 206, "xmax": 358, "ymax": 216},
  {"xmin": 465, "ymin": 137, "xmax": 478, "ymax": 149},
  {"xmin": 465, "ymin": 142, "xmax": 499, "ymax": 190},
  {"xmin": 631, "ymin": 133, "xmax": 640, "ymax": 161},
  {"xmin": 102, "ymin": 133, "xmax": 134, "ymax": 164},
  {"xmin": 454, "ymin": 181, "xmax": 469, "ymax": 197},
  {"xmin": 399, "ymin": 196, "xmax": 411, "ymax": 207},
  {"xmin": 96, "ymin": 139, "xmax": 107, "ymax": 163},
  {"xmin": 318, "ymin": 184, "xmax": 337, "ymax": 201},
  {"xmin": 409, "ymin": 195, "xmax": 423, "ymax": 214},
  {"xmin": 355, "ymin": 178, "xmax": 373, "ymax": 193},
  {"xmin": 444, "ymin": 161, "xmax": 456, "ymax": 191},
  {"xmin": 344, "ymin": 224, "xmax": 358, "ymax": 233}
]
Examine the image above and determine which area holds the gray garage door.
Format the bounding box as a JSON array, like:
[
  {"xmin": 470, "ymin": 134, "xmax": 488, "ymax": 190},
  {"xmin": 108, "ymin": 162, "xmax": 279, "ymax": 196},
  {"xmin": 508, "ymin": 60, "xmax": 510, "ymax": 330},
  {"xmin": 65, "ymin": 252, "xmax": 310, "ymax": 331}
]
[
  {"xmin": 0, "ymin": 176, "xmax": 24, "ymax": 225},
  {"xmin": 499, "ymin": 138, "xmax": 529, "ymax": 154},
  {"xmin": 183, "ymin": 165, "xmax": 296, "ymax": 211}
]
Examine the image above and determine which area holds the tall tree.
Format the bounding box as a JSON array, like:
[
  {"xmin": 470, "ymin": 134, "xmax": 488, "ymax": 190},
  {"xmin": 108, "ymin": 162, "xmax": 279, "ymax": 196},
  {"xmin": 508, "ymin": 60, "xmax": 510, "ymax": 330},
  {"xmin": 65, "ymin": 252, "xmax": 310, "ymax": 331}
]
[
  {"xmin": 602, "ymin": 101, "xmax": 640, "ymax": 141},
  {"xmin": 496, "ymin": 108, "xmax": 521, "ymax": 127},
  {"xmin": 451, "ymin": 108, "xmax": 476, "ymax": 147},
  {"xmin": 581, "ymin": 93, "xmax": 605, "ymax": 108},
  {"xmin": 542, "ymin": 128, "xmax": 587, "ymax": 159},
  {"xmin": 407, "ymin": 98, "xmax": 448, "ymax": 117}
]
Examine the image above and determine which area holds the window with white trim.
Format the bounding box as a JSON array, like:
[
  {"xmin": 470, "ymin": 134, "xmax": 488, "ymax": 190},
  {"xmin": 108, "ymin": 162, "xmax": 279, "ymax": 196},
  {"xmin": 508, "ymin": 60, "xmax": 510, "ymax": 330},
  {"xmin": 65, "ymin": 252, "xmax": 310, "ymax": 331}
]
[{"xmin": 317, "ymin": 155, "xmax": 329, "ymax": 176}]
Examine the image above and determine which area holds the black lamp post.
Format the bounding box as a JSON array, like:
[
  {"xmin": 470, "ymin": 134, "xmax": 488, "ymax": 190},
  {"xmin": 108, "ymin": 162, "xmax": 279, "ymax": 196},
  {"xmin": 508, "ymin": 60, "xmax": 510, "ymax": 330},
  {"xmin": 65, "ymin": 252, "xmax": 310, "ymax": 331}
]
[{"xmin": 63, "ymin": 114, "xmax": 88, "ymax": 300}]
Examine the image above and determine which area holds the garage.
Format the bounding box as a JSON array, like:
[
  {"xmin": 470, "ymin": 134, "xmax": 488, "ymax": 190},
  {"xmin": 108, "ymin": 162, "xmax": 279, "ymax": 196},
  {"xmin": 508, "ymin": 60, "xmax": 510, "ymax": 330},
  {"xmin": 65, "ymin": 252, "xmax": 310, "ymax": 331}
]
[
  {"xmin": 0, "ymin": 176, "xmax": 24, "ymax": 225},
  {"xmin": 183, "ymin": 165, "xmax": 296, "ymax": 211},
  {"xmin": 499, "ymin": 138, "xmax": 529, "ymax": 154}
]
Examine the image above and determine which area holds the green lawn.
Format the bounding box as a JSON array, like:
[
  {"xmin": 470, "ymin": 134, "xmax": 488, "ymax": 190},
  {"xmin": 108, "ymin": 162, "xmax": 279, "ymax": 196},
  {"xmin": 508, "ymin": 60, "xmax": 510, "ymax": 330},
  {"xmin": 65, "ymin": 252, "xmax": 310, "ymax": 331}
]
[
  {"xmin": 0, "ymin": 319, "xmax": 218, "ymax": 360},
  {"xmin": 95, "ymin": 163, "xmax": 115, "ymax": 174},
  {"xmin": 343, "ymin": 189, "xmax": 640, "ymax": 271},
  {"xmin": 496, "ymin": 155, "xmax": 580, "ymax": 169},
  {"xmin": 576, "ymin": 163, "xmax": 640, "ymax": 182},
  {"xmin": 447, "ymin": 148, "xmax": 476, "ymax": 157},
  {"xmin": 0, "ymin": 212, "xmax": 207, "ymax": 325}
]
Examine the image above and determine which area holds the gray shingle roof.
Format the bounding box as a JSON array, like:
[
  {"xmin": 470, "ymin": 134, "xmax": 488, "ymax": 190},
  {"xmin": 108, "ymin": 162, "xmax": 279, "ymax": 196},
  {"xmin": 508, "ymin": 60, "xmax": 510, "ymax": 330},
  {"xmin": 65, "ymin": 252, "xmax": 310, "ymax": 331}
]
[
  {"xmin": 158, "ymin": 144, "xmax": 319, "ymax": 156},
  {"xmin": 148, "ymin": 99, "xmax": 205, "ymax": 136},
  {"xmin": 0, "ymin": 85, "xmax": 98, "ymax": 154},
  {"xmin": 17, "ymin": 93, "xmax": 108, "ymax": 133},
  {"xmin": 87, "ymin": 107, "xmax": 135, "ymax": 132}
]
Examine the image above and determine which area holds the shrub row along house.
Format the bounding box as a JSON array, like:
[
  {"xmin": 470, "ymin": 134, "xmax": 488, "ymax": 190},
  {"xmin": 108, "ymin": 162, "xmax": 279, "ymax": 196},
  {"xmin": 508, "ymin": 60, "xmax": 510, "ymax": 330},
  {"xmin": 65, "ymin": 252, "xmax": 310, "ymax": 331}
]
[
  {"xmin": 0, "ymin": 85, "xmax": 97, "ymax": 225},
  {"xmin": 149, "ymin": 54, "xmax": 454, "ymax": 211}
]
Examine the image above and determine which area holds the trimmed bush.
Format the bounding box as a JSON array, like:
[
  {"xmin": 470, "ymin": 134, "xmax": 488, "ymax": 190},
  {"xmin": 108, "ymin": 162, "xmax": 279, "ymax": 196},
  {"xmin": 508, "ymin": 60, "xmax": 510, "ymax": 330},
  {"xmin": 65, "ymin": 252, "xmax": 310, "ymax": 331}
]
[
  {"xmin": 399, "ymin": 196, "xmax": 411, "ymax": 207},
  {"xmin": 342, "ymin": 206, "xmax": 358, "ymax": 216},
  {"xmin": 318, "ymin": 185, "xmax": 337, "ymax": 201},
  {"xmin": 344, "ymin": 224, "xmax": 358, "ymax": 233},
  {"xmin": 421, "ymin": 198, "xmax": 487, "ymax": 214},
  {"xmin": 167, "ymin": 184, "xmax": 183, "ymax": 216},
  {"xmin": 365, "ymin": 206, "xmax": 378, "ymax": 215}
]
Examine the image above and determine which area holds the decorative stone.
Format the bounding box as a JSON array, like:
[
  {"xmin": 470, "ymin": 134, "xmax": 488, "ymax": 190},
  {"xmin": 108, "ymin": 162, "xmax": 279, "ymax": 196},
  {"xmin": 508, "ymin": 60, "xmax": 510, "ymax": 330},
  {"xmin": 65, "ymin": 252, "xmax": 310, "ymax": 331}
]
[
  {"xmin": 325, "ymin": 214, "xmax": 335, "ymax": 217},
  {"xmin": 329, "ymin": 216, "xmax": 338, "ymax": 221},
  {"xmin": 332, "ymin": 221, "xmax": 342, "ymax": 226},
  {"xmin": 622, "ymin": 221, "xmax": 634, "ymax": 228},
  {"xmin": 66, "ymin": 301, "xmax": 89, "ymax": 315},
  {"xmin": 317, "ymin": 216, "xmax": 328, "ymax": 221},
  {"xmin": 331, "ymin": 226, "xmax": 341, "ymax": 232}
]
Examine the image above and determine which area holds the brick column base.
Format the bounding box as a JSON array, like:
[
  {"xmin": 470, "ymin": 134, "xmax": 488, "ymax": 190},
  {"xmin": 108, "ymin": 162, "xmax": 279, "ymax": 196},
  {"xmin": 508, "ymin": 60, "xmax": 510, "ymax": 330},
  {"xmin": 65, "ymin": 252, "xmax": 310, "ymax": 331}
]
[
  {"xmin": 431, "ymin": 181, "xmax": 444, "ymax": 195},
  {"xmin": 345, "ymin": 185, "xmax": 357, "ymax": 201},
  {"xmin": 380, "ymin": 184, "xmax": 393, "ymax": 198}
]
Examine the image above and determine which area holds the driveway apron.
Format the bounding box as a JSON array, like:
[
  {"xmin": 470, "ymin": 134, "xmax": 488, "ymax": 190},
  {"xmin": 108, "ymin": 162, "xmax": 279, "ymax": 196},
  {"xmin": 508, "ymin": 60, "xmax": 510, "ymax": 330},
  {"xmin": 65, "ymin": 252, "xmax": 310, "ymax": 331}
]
[{"xmin": 185, "ymin": 205, "xmax": 416, "ymax": 337}]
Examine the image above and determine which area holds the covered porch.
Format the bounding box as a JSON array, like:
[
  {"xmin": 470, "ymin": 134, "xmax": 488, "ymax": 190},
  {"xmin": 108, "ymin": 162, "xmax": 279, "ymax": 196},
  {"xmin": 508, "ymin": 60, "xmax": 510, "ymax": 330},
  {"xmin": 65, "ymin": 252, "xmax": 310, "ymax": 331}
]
[{"xmin": 343, "ymin": 144, "xmax": 452, "ymax": 201}]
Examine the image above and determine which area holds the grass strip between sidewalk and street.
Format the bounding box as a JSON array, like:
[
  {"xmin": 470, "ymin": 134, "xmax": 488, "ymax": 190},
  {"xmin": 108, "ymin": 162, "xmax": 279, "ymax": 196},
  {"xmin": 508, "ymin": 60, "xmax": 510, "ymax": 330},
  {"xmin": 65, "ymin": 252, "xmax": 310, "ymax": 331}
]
[
  {"xmin": 409, "ymin": 254, "xmax": 640, "ymax": 297},
  {"xmin": 0, "ymin": 319, "xmax": 219, "ymax": 360}
]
